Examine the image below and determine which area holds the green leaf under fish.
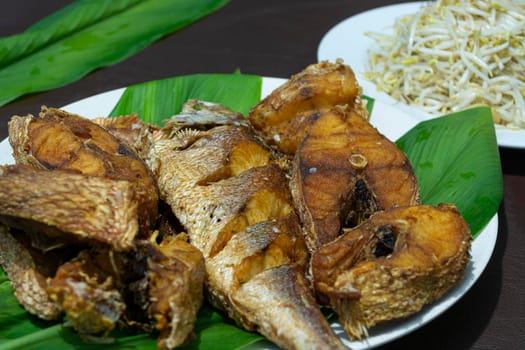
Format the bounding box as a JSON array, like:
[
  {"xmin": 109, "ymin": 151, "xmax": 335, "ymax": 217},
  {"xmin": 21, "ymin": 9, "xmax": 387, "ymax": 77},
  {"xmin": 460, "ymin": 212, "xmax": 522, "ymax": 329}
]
[
  {"xmin": 396, "ymin": 106, "xmax": 503, "ymax": 237},
  {"xmin": 109, "ymin": 73, "xmax": 263, "ymax": 122}
]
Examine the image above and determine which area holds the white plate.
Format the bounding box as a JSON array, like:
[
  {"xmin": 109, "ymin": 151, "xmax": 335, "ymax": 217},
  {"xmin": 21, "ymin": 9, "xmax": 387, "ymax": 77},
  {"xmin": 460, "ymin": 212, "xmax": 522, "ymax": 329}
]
[
  {"xmin": 317, "ymin": 1, "xmax": 525, "ymax": 149},
  {"xmin": 0, "ymin": 77, "xmax": 498, "ymax": 349}
]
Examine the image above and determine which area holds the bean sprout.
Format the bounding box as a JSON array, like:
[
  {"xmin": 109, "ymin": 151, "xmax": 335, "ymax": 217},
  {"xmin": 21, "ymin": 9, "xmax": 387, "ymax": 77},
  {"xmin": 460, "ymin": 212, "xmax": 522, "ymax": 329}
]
[{"xmin": 365, "ymin": 0, "xmax": 525, "ymax": 129}]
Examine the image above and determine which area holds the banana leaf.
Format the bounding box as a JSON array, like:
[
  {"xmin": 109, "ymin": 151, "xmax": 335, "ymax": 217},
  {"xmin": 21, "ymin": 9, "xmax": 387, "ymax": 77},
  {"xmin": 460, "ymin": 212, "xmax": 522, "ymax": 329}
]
[
  {"xmin": 109, "ymin": 73, "xmax": 263, "ymax": 122},
  {"xmin": 396, "ymin": 106, "xmax": 503, "ymax": 237},
  {"xmin": 0, "ymin": 0, "xmax": 230, "ymax": 107}
]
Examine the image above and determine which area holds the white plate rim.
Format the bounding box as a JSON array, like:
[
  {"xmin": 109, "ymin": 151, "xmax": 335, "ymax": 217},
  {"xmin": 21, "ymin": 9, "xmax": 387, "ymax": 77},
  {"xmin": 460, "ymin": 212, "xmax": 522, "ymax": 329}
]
[
  {"xmin": 0, "ymin": 76, "xmax": 498, "ymax": 349},
  {"xmin": 317, "ymin": 1, "xmax": 525, "ymax": 149}
]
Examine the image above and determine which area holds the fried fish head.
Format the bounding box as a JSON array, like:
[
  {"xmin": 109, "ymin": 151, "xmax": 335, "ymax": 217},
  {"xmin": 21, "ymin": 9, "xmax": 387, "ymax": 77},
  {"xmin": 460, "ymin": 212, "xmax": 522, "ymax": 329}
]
[{"xmin": 311, "ymin": 204, "xmax": 471, "ymax": 339}]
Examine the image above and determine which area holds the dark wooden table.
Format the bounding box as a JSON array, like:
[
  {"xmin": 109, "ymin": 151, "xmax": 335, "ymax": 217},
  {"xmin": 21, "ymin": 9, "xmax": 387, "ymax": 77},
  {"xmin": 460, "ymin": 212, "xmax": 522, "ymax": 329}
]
[{"xmin": 1, "ymin": 1, "xmax": 524, "ymax": 349}]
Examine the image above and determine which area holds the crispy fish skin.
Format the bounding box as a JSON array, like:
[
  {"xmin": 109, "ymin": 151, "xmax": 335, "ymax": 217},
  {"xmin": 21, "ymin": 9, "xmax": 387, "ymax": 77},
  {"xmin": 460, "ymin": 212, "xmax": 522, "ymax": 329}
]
[
  {"xmin": 215, "ymin": 217, "xmax": 335, "ymax": 348},
  {"xmin": 249, "ymin": 60, "xmax": 362, "ymax": 154},
  {"xmin": 311, "ymin": 204, "xmax": 471, "ymax": 339},
  {"xmin": 0, "ymin": 165, "xmax": 139, "ymax": 251},
  {"xmin": 163, "ymin": 99, "xmax": 251, "ymax": 136},
  {"xmin": 150, "ymin": 127, "xmax": 275, "ymax": 258},
  {"xmin": 147, "ymin": 236, "xmax": 205, "ymax": 350},
  {"xmin": 205, "ymin": 212, "xmax": 307, "ymax": 321},
  {"xmin": 0, "ymin": 224, "xmax": 63, "ymax": 320},
  {"xmin": 150, "ymin": 104, "xmax": 347, "ymax": 350},
  {"xmin": 291, "ymin": 105, "xmax": 420, "ymax": 250},
  {"xmin": 8, "ymin": 106, "xmax": 158, "ymax": 235}
]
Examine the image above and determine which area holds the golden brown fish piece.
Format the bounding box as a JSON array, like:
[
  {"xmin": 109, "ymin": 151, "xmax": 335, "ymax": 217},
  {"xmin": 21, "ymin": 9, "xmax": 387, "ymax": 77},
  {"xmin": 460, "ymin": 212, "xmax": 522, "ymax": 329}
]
[
  {"xmin": 47, "ymin": 249, "xmax": 126, "ymax": 336},
  {"xmin": 44, "ymin": 233, "xmax": 204, "ymax": 348},
  {"xmin": 8, "ymin": 106, "xmax": 158, "ymax": 235},
  {"xmin": 0, "ymin": 224, "xmax": 64, "ymax": 320},
  {"xmin": 249, "ymin": 60, "xmax": 362, "ymax": 154},
  {"xmin": 291, "ymin": 105, "xmax": 420, "ymax": 250},
  {"xmin": 0, "ymin": 165, "xmax": 139, "ymax": 251},
  {"xmin": 311, "ymin": 204, "xmax": 471, "ymax": 339},
  {"xmin": 147, "ymin": 235, "xmax": 205, "ymax": 350},
  {"xmin": 150, "ymin": 101, "xmax": 347, "ymax": 350}
]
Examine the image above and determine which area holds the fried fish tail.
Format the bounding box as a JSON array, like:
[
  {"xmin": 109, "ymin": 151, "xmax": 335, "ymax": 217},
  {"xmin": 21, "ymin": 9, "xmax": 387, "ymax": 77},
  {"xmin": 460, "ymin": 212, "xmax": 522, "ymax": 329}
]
[{"xmin": 232, "ymin": 264, "xmax": 346, "ymax": 350}]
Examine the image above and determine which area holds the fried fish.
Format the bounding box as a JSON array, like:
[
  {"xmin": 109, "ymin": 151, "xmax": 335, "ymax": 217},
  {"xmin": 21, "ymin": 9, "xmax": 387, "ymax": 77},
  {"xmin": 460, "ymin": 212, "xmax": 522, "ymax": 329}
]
[
  {"xmin": 46, "ymin": 235, "xmax": 205, "ymax": 349},
  {"xmin": 146, "ymin": 235, "xmax": 205, "ymax": 350},
  {"xmin": 290, "ymin": 105, "xmax": 420, "ymax": 250},
  {"xmin": 249, "ymin": 60, "xmax": 362, "ymax": 155},
  {"xmin": 311, "ymin": 204, "xmax": 471, "ymax": 339},
  {"xmin": 149, "ymin": 101, "xmax": 347, "ymax": 350},
  {"xmin": 0, "ymin": 165, "xmax": 139, "ymax": 251},
  {"xmin": 8, "ymin": 106, "xmax": 158, "ymax": 235},
  {"xmin": 47, "ymin": 249, "xmax": 126, "ymax": 336},
  {"xmin": 248, "ymin": 61, "xmax": 418, "ymax": 250},
  {"xmin": 92, "ymin": 113, "xmax": 164, "ymax": 163}
]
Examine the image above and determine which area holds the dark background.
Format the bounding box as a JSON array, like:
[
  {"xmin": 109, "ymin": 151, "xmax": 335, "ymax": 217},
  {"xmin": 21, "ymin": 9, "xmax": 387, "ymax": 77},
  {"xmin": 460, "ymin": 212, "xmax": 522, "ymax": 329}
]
[{"xmin": 1, "ymin": 1, "xmax": 524, "ymax": 349}]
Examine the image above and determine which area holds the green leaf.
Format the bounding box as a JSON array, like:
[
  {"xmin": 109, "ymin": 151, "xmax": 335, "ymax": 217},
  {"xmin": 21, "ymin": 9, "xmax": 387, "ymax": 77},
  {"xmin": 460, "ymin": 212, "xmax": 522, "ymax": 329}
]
[
  {"xmin": 396, "ymin": 107, "xmax": 503, "ymax": 236},
  {"xmin": 0, "ymin": 1, "xmax": 142, "ymax": 69},
  {"xmin": 0, "ymin": 0, "xmax": 230, "ymax": 107},
  {"xmin": 362, "ymin": 95, "xmax": 375, "ymax": 114},
  {"xmin": 185, "ymin": 305, "xmax": 263, "ymax": 350},
  {"xmin": 109, "ymin": 73, "xmax": 263, "ymax": 123}
]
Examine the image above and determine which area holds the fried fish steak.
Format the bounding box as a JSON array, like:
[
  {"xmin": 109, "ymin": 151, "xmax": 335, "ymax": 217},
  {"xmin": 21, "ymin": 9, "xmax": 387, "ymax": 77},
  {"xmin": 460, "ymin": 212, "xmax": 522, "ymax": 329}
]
[
  {"xmin": 150, "ymin": 102, "xmax": 347, "ymax": 350},
  {"xmin": 47, "ymin": 249, "xmax": 126, "ymax": 336},
  {"xmin": 8, "ymin": 106, "xmax": 158, "ymax": 235},
  {"xmin": 249, "ymin": 59, "xmax": 362, "ymax": 154},
  {"xmin": 291, "ymin": 105, "xmax": 420, "ymax": 250},
  {"xmin": 0, "ymin": 224, "xmax": 64, "ymax": 320},
  {"xmin": 311, "ymin": 204, "xmax": 471, "ymax": 339},
  {"xmin": 147, "ymin": 236, "xmax": 205, "ymax": 350},
  {"xmin": 0, "ymin": 165, "xmax": 139, "ymax": 251}
]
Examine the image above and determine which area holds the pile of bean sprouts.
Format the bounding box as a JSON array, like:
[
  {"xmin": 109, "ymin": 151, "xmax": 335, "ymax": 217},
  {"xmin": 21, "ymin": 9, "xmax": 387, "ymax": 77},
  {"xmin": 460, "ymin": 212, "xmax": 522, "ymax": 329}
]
[{"xmin": 364, "ymin": 0, "xmax": 525, "ymax": 129}]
